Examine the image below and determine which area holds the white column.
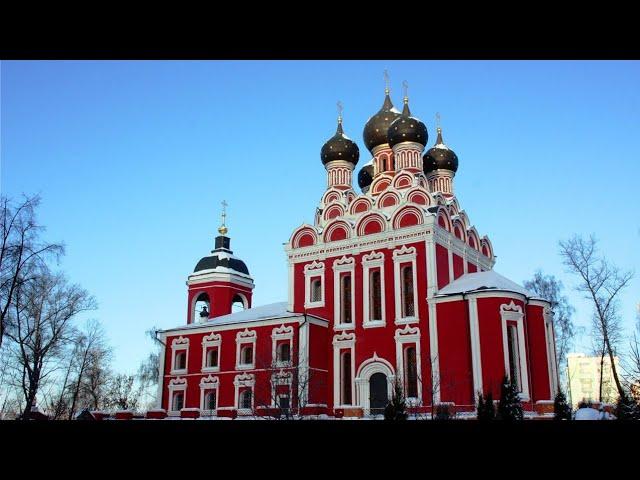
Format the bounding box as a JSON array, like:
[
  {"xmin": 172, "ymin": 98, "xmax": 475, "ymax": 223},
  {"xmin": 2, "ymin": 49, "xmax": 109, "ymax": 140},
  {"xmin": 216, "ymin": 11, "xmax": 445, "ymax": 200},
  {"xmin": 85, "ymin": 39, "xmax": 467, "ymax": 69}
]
[
  {"xmin": 425, "ymin": 237, "xmax": 438, "ymax": 298},
  {"xmin": 427, "ymin": 301, "xmax": 440, "ymax": 405},
  {"xmin": 156, "ymin": 333, "xmax": 166, "ymax": 409},
  {"xmin": 468, "ymin": 296, "xmax": 483, "ymax": 396}
]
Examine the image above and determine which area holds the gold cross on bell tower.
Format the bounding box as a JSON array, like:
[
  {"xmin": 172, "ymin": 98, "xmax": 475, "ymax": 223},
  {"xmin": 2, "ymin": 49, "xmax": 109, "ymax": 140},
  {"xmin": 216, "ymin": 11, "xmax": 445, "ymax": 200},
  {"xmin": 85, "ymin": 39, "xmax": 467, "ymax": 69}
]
[{"xmin": 218, "ymin": 200, "xmax": 228, "ymax": 235}]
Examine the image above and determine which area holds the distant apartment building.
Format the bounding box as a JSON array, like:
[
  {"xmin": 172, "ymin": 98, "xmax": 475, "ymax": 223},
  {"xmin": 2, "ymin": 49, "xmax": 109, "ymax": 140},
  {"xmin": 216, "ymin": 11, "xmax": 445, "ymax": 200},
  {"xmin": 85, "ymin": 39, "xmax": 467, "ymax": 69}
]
[{"xmin": 567, "ymin": 353, "xmax": 620, "ymax": 407}]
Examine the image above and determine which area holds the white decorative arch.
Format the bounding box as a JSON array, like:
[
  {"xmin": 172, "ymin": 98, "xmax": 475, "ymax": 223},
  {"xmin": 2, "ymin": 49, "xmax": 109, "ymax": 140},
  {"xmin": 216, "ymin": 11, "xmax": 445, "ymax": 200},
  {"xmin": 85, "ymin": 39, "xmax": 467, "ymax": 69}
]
[{"xmin": 355, "ymin": 353, "xmax": 396, "ymax": 415}]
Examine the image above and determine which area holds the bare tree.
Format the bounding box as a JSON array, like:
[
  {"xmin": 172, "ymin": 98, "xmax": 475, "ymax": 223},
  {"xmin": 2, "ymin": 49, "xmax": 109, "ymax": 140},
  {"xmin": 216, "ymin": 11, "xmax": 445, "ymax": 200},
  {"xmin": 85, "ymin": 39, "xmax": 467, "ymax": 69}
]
[
  {"xmin": 559, "ymin": 235, "xmax": 633, "ymax": 398},
  {"xmin": 0, "ymin": 195, "xmax": 64, "ymax": 349},
  {"xmin": 626, "ymin": 304, "xmax": 640, "ymax": 402},
  {"xmin": 105, "ymin": 373, "xmax": 144, "ymax": 411},
  {"xmin": 251, "ymin": 343, "xmax": 325, "ymax": 419},
  {"xmin": 5, "ymin": 268, "xmax": 96, "ymax": 419},
  {"xmin": 523, "ymin": 271, "xmax": 576, "ymax": 380},
  {"xmin": 136, "ymin": 326, "xmax": 164, "ymax": 409}
]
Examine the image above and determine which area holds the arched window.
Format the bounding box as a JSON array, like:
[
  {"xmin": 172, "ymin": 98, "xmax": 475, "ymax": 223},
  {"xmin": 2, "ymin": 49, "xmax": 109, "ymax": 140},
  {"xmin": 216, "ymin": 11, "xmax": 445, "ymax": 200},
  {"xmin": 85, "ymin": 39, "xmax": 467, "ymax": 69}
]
[
  {"xmin": 239, "ymin": 389, "xmax": 252, "ymax": 409},
  {"xmin": 241, "ymin": 345, "xmax": 253, "ymax": 366},
  {"xmin": 341, "ymin": 351, "xmax": 352, "ymax": 405},
  {"xmin": 311, "ymin": 278, "xmax": 322, "ymax": 302},
  {"xmin": 507, "ymin": 325, "xmax": 521, "ymax": 391},
  {"xmin": 174, "ymin": 351, "xmax": 187, "ymax": 370},
  {"xmin": 341, "ymin": 274, "xmax": 352, "ymax": 324},
  {"xmin": 405, "ymin": 346, "xmax": 418, "ymax": 398},
  {"xmin": 206, "ymin": 348, "xmax": 219, "ymax": 368},
  {"xmin": 205, "ymin": 391, "xmax": 217, "ymax": 410},
  {"xmin": 232, "ymin": 293, "xmax": 246, "ymax": 313},
  {"xmin": 369, "ymin": 269, "xmax": 382, "ymax": 321},
  {"xmin": 401, "ymin": 264, "xmax": 415, "ymax": 318},
  {"xmin": 277, "ymin": 343, "xmax": 291, "ymax": 363},
  {"xmin": 194, "ymin": 292, "xmax": 210, "ymax": 323},
  {"xmin": 173, "ymin": 392, "xmax": 184, "ymax": 411}
]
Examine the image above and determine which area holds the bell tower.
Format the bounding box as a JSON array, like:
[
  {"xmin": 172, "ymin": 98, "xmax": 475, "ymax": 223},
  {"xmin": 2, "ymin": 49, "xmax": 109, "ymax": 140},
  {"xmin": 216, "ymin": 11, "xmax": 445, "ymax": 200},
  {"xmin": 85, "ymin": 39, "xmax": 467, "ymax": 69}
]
[{"xmin": 186, "ymin": 202, "xmax": 254, "ymax": 324}]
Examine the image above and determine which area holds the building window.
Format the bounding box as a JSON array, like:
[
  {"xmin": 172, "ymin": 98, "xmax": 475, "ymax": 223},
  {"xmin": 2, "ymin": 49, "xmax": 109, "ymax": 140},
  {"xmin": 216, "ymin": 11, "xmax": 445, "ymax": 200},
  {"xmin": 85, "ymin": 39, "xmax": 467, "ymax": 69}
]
[
  {"xmin": 206, "ymin": 348, "xmax": 218, "ymax": 368},
  {"xmin": 239, "ymin": 389, "xmax": 252, "ymax": 409},
  {"xmin": 405, "ymin": 346, "xmax": 418, "ymax": 398},
  {"xmin": 278, "ymin": 395, "xmax": 290, "ymax": 412},
  {"xmin": 507, "ymin": 325, "xmax": 521, "ymax": 391},
  {"xmin": 205, "ymin": 391, "xmax": 217, "ymax": 410},
  {"xmin": 277, "ymin": 343, "xmax": 291, "ymax": 363},
  {"xmin": 310, "ymin": 278, "xmax": 322, "ymax": 302},
  {"xmin": 401, "ymin": 264, "xmax": 415, "ymax": 318},
  {"xmin": 341, "ymin": 274, "xmax": 352, "ymax": 324},
  {"xmin": 370, "ymin": 269, "xmax": 382, "ymax": 321},
  {"xmin": 341, "ymin": 351, "xmax": 352, "ymax": 405},
  {"xmin": 174, "ymin": 351, "xmax": 187, "ymax": 371},
  {"xmin": 240, "ymin": 345, "xmax": 253, "ymax": 366},
  {"xmin": 173, "ymin": 392, "xmax": 184, "ymax": 411}
]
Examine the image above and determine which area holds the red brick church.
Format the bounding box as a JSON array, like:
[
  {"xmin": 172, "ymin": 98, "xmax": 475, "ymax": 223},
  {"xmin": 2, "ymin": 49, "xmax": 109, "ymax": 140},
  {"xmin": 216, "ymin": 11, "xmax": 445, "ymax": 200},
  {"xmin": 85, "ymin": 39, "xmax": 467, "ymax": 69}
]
[{"xmin": 156, "ymin": 84, "xmax": 559, "ymax": 419}]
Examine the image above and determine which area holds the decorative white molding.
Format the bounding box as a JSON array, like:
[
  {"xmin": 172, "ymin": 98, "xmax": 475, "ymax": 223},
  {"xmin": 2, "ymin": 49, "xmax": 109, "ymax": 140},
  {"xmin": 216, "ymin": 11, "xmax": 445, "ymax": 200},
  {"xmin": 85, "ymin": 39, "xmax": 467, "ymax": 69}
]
[
  {"xmin": 168, "ymin": 377, "xmax": 187, "ymax": 413},
  {"xmin": 362, "ymin": 250, "xmax": 386, "ymax": 328},
  {"xmin": 393, "ymin": 245, "xmax": 419, "ymax": 325},
  {"xmin": 468, "ymin": 297, "xmax": 483, "ymax": 396},
  {"xmin": 333, "ymin": 332, "xmax": 356, "ymax": 408},
  {"xmin": 427, "ymin": 301, "xmax": 441, "ymax": 404},
  {"xmin": 199, "ymin": 375, "xmax": 219, "ymax": 413},
  {"xmin": 500, "ymin": 301, "xmax": 530, "ymax": 401},
  {"xmin": 272, "ymin": 324, "xmax": 294, "ymax": 367},
  {"xmin": 543, "ymin": 307, "xmax": 559, "ymax": 399},
  {"xmin": 235, "ymin": 329, "xmax": 257, "ymax": 370},
  {"xmin": 201, "ymin": 332, "xmax": 222, "ymax": 373},
  {"xmin": 333, "ymin": 256, "xmax": 355, "ymax": 331},
  {"xmin": 354, "ymin": 355, "xmax": 396, "ymax": 414},
  {"xmin": 170, "ymin": 336, "xmax": 189, "ymax": 375},
  {"xmin": 394, "ymin": 326, "xmax": 423, "ymax": 403},
  {"xmin": 304, "ymin": 261, "xmax": 325, "ymax": 309},
  {"xmin": 234, "ymin": 373, "xmax": 255, "ymax": 413}
]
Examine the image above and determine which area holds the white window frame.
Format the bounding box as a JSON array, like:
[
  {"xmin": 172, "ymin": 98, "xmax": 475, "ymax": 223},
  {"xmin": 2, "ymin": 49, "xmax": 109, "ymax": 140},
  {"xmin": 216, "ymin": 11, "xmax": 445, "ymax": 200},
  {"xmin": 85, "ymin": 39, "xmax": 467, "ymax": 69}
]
[
  {"xmin": 170, "ymin": 336, "xmax": 189, "ymax": 375},
  {"xmin": 199, "ymin": 375, "xmax": 219, "ymax": 416},
  {"xmin": 362, "ymin": 251, "xmax": 386, "ymax": 328},
  {"xmin": 543, "ymin": 307, "xmax": 559, "ymax": 398},
  {"xmin": 304, "ymin": 261, "xmax": 325, "ymax": 309},
  {"xmin": 271, "ymin": 369, "xmax": 293, "ymax": 408},
  {"xmin": 332, "ymin": 332, "xmax": 356, "ymax": 408},
  {"xmin": 393, "ymin": 245, "xmax": 419, "ymax": 325},
  {"xmin": 201, "ymin": 332, "xmax": 222, "ymax": 373},
  {"xmin": 333, "ymin": 256, "xmax": 355, "ymax": 331},
  {"xmin": 500, "ymin": 302, "xmax": 530, "ymax": 401},
  {"xmin": 394, "ymin": 325, "xmax": 423, "ymax": 404},
  {"xmin": 272, "ymin": 324, "xmax": 294, "ymax": 367},
  {"xmin": 234, "ymin": 373, "xmax": 255, "ymax": 414},
  {"xmin": 236, "ymin": 329, "xmax": 257, "ymax": 370},
  {"xmin": 168, "ymin": 377, "xmax": 187, "ymax": 415}
]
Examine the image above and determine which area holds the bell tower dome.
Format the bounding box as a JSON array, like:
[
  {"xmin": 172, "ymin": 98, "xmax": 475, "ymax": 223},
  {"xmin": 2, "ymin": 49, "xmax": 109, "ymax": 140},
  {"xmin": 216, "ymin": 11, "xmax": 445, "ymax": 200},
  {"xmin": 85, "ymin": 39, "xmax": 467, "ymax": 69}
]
[{"xmin": 186, "ymin": 202, "xmax": 254, "ymax": 324}]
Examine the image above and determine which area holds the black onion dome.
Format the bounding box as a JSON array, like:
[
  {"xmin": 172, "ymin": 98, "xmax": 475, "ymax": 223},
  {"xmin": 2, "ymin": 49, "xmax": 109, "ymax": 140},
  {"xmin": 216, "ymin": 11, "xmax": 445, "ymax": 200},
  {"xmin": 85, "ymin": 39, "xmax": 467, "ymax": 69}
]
[
  {"xmin": 357, "ymin": 161, "xmax": 374, "ymax": 190},
  {"xmin": 362, "ymin": 92, "xmax": 402, "ymax": 153},
  {"xmin": 423, "ymin": 128, "xmax": 459, "ymax": 173},
  {"xmin": 387, "ymin": 100, "xmax": 428, "ymax": 148},
  {"xmin": 320, "ymin": 118, "xmax": 360, "ymax": 165},
  {"xmin": 193, "ymin": 235, "xmax": 250, "ymax": 275}
]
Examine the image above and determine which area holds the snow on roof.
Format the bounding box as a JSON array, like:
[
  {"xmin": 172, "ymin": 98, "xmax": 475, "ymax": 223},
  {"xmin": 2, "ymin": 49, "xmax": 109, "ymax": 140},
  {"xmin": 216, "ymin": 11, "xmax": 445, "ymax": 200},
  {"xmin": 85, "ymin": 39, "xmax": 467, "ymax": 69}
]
[
  {"xmin": 162, "ymin": 302, "xmax": 307, "ymax": 333},
  {"xmin": 437, "ymin": 270, "xmax": 536, "ymax": 298}
]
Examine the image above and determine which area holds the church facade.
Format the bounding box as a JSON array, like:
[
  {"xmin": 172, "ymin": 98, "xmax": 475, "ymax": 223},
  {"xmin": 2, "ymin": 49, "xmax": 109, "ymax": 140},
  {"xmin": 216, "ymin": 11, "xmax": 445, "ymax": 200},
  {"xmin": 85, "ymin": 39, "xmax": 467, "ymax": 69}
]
[{"xmin": 156, "ymin": 86, "xmax": 559, "ymax": 418}]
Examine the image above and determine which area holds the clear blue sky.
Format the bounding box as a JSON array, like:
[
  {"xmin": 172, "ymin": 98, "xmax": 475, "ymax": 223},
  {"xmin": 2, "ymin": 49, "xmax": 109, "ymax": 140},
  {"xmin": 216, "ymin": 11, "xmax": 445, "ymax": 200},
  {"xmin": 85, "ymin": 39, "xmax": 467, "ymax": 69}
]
[{"xmin": 2, "ymin": 60, "xmax": 639, "ymax": 374}]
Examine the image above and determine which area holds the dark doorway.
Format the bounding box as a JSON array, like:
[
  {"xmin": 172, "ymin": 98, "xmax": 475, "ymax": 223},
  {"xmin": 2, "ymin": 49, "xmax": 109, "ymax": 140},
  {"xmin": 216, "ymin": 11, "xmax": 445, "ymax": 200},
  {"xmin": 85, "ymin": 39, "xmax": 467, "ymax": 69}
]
[{"xmin": 369, "ymin": 372, "xmax": 388, "ymax": 415}]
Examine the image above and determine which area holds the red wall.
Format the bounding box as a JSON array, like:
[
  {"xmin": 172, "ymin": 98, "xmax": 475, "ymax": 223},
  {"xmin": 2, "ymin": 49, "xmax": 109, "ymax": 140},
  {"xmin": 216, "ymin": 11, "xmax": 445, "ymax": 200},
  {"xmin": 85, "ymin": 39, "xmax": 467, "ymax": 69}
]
[
  {"xmin": 436, "ymin": 243, "xmax": 450, "ymax": 289},
  {"xmin": 436, "ymin": 300, "xmax": 474, "ymax": 406},
  {"xmin": 526, "ymin": 304, "xmax": 552, "ymax": 401}
]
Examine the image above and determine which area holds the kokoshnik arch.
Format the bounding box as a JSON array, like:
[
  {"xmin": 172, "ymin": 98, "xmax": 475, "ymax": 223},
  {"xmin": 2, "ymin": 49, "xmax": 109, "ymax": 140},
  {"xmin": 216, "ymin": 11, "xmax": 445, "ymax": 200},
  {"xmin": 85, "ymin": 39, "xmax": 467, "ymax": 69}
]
[{"xmin": 156, "ymin": 84, "xmax": 560, "ymax": 418}]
